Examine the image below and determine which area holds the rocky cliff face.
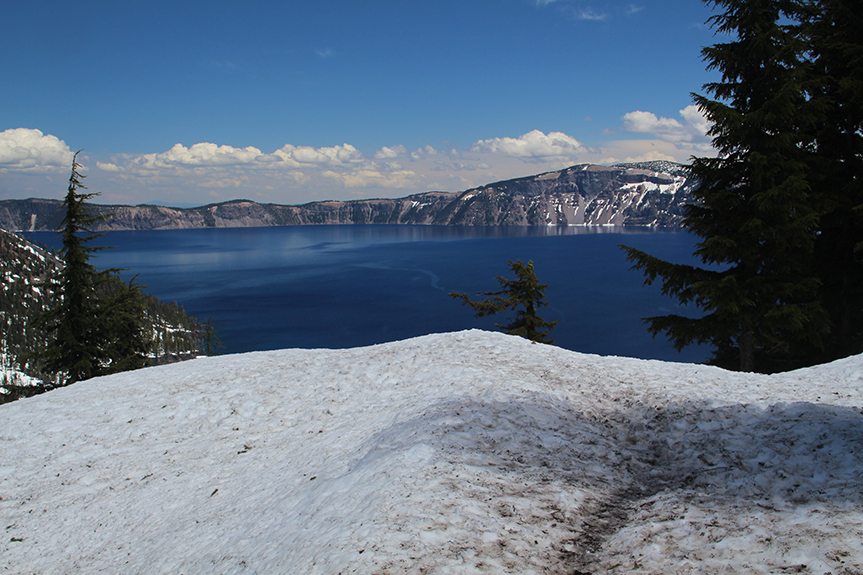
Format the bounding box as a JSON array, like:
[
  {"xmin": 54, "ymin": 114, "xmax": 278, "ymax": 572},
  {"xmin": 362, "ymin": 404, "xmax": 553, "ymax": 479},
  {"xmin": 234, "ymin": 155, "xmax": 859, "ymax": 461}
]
[{"xmin": 0, "ymin": 161, "xmax": 694, "ymax": 231}]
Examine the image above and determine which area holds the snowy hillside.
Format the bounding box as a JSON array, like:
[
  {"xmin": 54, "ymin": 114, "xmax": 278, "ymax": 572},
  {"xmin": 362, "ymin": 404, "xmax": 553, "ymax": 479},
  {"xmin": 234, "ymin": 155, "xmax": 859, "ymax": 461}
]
[{"xmin": 2, "ymin": 330, "xmax": 862, "ymax": 574}]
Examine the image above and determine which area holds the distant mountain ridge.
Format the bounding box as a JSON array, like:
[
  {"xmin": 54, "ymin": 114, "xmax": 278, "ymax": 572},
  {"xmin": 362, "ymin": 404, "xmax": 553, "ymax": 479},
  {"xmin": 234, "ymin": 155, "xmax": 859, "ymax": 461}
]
[{"xmin": 0, "ymin": 161, "xmax": 695, "ymax": 232}]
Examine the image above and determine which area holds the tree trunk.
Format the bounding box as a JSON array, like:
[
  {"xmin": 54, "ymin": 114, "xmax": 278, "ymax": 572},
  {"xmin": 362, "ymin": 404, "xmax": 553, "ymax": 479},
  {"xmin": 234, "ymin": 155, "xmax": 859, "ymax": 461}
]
[{"xmin": 739, "ymin": 330, "xmax": 755, "ymax": 372}]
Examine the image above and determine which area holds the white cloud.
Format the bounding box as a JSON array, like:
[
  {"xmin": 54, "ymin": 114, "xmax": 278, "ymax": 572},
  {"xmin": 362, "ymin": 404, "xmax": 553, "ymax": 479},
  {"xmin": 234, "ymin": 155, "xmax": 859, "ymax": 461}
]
[
  {"xmin": 3, "ymin": 121, "xmax": 718, "ymax": 206},
  {"xmin": 116, "ymin": 142, "xmax": 365, "ymax": 174},
  {"xmin": 594, "ymin": 137, "xmax": 716, "ymax": 166},
  {"xmin": 273, "ymin": 143, "xmax": 364, "ymax": 167},
  {"xmin": 679, "ymin": 104, "xmax": 712, "ymax": 139},
  {"xmin": 374, "ymin": 145, "xmax": 406, "ymax": 159},
  {"xmin": 471, "ymin": 130, "xmax": 587, "ymax": 162},
  {"xmin": 410, "ymin": 145, "xmax": 439, "ymax": 160},
  {"xmin": 0, "ymin": 128, "xmax": 74, "ymax": 172},
  {"xmin": 138, "ymin": 142, "xmax": 265, "ymax": 168},
  {"xmin": 579, "ymin": 8, "xmax": 608, "ymax": 21},
  {"xmin": 622, "ymin": 110, "xmax": 684, "ymax": 137},
  {"xmin": 621, "ymin": 105, "xmax": 712, "ymax": 145},
  {"xmin": 80, "ymin": 133, "xmax": 596, "ymax": 204}
]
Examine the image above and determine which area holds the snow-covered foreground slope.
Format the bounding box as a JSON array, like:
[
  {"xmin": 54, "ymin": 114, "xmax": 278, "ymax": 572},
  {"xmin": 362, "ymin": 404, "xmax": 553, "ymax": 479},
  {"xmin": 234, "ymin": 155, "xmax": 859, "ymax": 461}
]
[{"xmin": 2, "ymin": 330, "xmax": 862, "ymax": 574}]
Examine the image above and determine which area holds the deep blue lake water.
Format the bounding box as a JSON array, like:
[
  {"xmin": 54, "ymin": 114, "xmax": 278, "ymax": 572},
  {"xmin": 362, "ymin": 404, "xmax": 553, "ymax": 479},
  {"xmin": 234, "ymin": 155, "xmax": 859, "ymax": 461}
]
[{"xmin": 25, "ymin": 225, "xmax": 708, "ymax": 363}]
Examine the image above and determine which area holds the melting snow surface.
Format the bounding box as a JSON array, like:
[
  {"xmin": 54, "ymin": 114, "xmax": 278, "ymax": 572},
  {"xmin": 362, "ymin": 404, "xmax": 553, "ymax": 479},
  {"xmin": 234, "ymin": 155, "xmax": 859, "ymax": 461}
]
[{"xmin": 2, "ymin": 330, "xmax": 862, "ymax": 574}]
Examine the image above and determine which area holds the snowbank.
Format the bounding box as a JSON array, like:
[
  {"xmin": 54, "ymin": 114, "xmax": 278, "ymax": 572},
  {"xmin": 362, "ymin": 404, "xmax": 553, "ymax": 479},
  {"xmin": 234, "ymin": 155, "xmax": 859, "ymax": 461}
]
[{"xmin": 2, "ymin": 330, "xmax": 862, "ymax": 574}]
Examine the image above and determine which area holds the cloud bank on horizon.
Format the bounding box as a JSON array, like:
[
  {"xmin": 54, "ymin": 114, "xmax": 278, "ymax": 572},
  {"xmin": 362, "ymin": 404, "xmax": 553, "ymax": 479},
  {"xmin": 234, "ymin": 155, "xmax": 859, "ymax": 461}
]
[
  {"xmin": 0, "ymin": 106, "xmax": 712, "ymax": 206},
  {"xmin": 0, "ymin": 0, "xmax": 720, "ymax": 206}
]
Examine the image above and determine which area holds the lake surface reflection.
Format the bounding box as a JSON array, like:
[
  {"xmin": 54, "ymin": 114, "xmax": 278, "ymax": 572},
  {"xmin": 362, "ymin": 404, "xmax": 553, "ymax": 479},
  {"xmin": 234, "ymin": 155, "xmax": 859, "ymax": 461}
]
[{"xmin": 25, "ymin": 225, "xmax": 708, "ymax": 363}]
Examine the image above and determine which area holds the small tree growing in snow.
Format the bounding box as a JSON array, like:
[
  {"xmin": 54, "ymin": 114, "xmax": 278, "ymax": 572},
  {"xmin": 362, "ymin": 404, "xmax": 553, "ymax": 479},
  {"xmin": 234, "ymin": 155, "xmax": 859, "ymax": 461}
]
[
  {"xmin": 200, "ymin": 317, "xmax": 224, "ymax": 356},
  {"xmin": 450, "ymin": 259, "xmax": 557, "ymax": 344}
]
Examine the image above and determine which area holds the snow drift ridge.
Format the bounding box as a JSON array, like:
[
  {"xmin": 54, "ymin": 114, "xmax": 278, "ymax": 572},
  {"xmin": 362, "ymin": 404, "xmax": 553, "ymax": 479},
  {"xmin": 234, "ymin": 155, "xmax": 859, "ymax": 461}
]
[{"xmin": 2, "ymin": 330, "xmax": 862, "ymax": 574}]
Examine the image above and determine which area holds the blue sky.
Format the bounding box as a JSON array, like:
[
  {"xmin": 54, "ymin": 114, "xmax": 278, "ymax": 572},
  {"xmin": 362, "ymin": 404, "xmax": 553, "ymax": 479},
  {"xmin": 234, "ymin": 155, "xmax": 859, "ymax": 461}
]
[{"xmin": 1, "ymin": 0, "xmax": 720, "ymax": 206}]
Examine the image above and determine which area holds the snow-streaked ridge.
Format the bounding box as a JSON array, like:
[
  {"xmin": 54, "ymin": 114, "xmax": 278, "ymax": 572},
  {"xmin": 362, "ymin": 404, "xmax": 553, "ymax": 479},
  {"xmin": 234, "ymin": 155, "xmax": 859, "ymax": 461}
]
[{"xmin": 2, "ymin": 330, "xmax": 862, "ymax": 574}]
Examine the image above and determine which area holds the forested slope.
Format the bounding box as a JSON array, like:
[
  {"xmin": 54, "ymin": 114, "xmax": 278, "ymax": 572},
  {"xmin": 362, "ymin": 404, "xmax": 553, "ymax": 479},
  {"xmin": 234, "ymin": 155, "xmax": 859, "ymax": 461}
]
[{"xmin": 1, "ymin": 229, "xmax": 201, "ymax": 401}]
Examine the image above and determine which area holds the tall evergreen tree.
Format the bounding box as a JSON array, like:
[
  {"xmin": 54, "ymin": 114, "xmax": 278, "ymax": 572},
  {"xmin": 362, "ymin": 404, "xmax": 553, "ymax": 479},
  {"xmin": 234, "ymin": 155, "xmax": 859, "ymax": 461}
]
[
  {"xmin": 37, "ymin": 152, "xmax": 149, "ymax": 383},
  {"xmin": 802, "ymin": 0, "xmax": 863, "ymax": 362},
  {"xmin": 38, "ymin": 151, "xmax": 110, "ymax": 382},
  {"xmin": 450, "ymin": 260, "xmax": 557, "ymax": 344},
  {"xmin": 620, "ymin": 0, "xmax": 830, "ymax": 372}
]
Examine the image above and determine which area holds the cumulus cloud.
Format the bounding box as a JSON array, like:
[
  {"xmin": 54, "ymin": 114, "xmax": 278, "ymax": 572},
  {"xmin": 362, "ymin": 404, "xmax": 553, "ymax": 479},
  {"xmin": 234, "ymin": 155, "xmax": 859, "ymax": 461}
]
[
  {"xmin": 82, "ymin": 132, "xmax": 597, "ymax": 204},
  {"xmin": 679, "ymin": 104, "xmax": 712, "ymax": 138},
  {"xmin": 4, "ymin": 122, "xmax": 723, "ymax": 206},
  {"xmin": 374, "ymin": 145, "xmax": 406, "ymax": 159},
  {"xmin": 113, "ymin": 142, "xmax": 366, "ymax": 175},
  {"xmin": 621, "ymin": 104, "xmax": 712, "ymax": 144},
  {"xmin": 0, "ymin": 128, "xmax": 74, "ymax": 172},
  {"xmin": 290, "ymin": 171, "xmax": 312, "ymax": 186},
  {"xmin": 1, "ymin": 122, "xmax": 725, "ymax": 206},
  {"xmin": 135, "ymin": 142, "xmax": 265, "ymax": 169},
  {"xmin": 274, "ymin": 143, "xmax": 363, "ymax": 167},
  {"xmin": 89, "ymin": 131, "xmax": 591, "ymax": 193},
  {"xmin": 410, "ymin": 145, "xmax": 439, "ymax": 160},
  {"xmin": 622, "ymin": 111, "xmax": 685, "ymax": 138},
  {"xmin": 471, "ymin": 130, "xmax": 587, "ymax": 162}
]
